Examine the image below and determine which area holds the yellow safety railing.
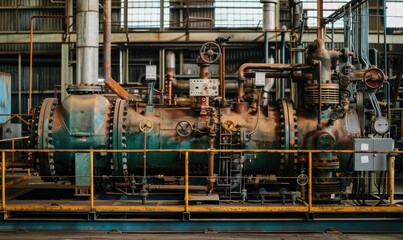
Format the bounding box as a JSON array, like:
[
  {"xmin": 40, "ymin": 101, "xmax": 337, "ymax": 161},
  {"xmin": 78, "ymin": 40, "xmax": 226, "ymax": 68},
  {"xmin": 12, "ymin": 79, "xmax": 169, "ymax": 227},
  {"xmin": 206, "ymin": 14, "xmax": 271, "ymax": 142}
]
[{"xmin": 1, "ymin": 148, "xmax": 403, "ymax": 217}]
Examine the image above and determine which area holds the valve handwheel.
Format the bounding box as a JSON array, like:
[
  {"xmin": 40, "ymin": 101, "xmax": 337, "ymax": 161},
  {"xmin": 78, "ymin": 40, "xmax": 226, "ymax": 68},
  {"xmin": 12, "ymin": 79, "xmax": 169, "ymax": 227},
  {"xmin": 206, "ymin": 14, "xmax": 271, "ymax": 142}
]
[
  {"xmin": 176, "ymin": 120, "xmax": 193, "ymax": 137},
  {"xmin": 297, "ymin": 174, "xmax": 308, "ymax": 186},
  {"xmin": 363, "ymin": 68, "xmax": 385, "ymax": 89},
  {"xmin": 200, "ymin": 42, "xmax": 221, "ymax": 64},
  {"xmin": 139, "ymin": 119, "xmax": 154, "ymax": 133}
]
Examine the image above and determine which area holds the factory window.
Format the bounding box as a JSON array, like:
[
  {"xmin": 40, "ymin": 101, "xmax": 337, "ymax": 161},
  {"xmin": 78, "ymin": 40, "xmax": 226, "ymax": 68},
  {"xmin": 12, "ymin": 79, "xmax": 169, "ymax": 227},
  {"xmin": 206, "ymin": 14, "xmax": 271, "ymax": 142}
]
[
  {"xmin": 215, "ymin": 0, "xmax": 262, "ymax": 28},
  {"xmin": 386, "ymin": 2, "xmax": 403, "ymax": 28},
  {"xmin": 302, "ymin": 0, "xmax": 350, "ymax": 28},
  {"xmin": 121, "ymin": 0, "xmax": 170, "ymax": 29}
]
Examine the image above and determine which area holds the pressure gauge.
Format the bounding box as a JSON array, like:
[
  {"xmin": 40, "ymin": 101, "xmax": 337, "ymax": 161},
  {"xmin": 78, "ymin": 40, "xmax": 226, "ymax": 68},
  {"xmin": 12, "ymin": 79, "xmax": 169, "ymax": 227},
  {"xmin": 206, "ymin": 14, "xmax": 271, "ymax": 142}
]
[{"xmin": 372, "ymin": 117, "xmax": 389, "ymax": 135}]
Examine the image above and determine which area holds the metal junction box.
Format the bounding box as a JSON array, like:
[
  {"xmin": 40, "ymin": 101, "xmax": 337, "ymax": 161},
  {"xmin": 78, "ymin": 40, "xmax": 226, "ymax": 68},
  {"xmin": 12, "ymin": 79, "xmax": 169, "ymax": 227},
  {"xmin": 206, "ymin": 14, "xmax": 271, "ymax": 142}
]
[
  {"xmin": 354, "ymin": 138, "xmax": 394, "ymax": 171},
  {"xmin": 189, "ymin": 79, "xmax": 219, "ymax": 96},
  {"xmin": 1, "ymin": 123, "xmax": 21, "ymax": 140}
]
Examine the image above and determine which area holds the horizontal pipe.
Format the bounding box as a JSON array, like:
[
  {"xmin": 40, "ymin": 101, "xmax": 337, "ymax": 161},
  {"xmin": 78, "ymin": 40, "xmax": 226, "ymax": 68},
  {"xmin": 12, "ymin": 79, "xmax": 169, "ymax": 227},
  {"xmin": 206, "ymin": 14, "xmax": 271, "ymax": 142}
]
[
  {"xmin": 238, "ymin": 63, "xmax": 312, "ymax": 80},
  {"xmin": 146, "ymin": 185, "xmax": 208, "ymax": 192}
]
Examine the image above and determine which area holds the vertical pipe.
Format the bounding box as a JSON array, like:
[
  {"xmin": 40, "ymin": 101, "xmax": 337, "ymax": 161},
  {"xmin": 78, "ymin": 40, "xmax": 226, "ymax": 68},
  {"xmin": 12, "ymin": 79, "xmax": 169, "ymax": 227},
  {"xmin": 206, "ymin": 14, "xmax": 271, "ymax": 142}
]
[
  {"xmin": 185, "ymin": 151, "xmax": 189, "ymax": 212},
  {"xmin": 2, "ymin": 151, "xmax": 6, "ymax": 211},
  {"xmin": 317, "ymin": 0, "xmax": 324, "ymax": 39},
  {"xmin": 90, "ymin": 150, "xmax": 94, "ymax": 211},
  {"xmin": 143, "ymin": 132, "xmax": 147, "ymax": 180},
  {"xmin": 383, "ymin": 0, "xmax": 387, "ymax": 75},
  {"xmin": 264, "ymin": 32, "xmax": 269, "ymax": 63},
  {"xmin": 331, "ymin": 21, "xmax": 334, "ymax": 50},
  {"xmin": 29, "ymin": 17, "xmax": 34, "ymax": 110},
  {"xmin": 389, "ymin": 154, "xmax": 394, "ymax": 207},
  {"xmin": 165, "ymin": 51, "xmax": 175, "ymax": 105},
  {"xmin": 308, "ymin": 151, "xmax": 312, "ymax": 212},
  {"xmin": 220, "ymin": 44, "xmax": 226, "ymax": 106},
  {"xmin": 18, "ymin": 53, "xmax": 21, "ymax": 115},
  {"xmin": 103, "ymin": 0, "xmax": 112, "ymax": 79},
  {"xmin": 76, "ymin": 0, "xmax": 99, "ymax": 85},
  {"xmin": 280, "ymin": 29, "xmax": 286, "ymax": 99},
  {"xmin": 260, "ymin": 0, "xmax": 278, "ymax": 32}
]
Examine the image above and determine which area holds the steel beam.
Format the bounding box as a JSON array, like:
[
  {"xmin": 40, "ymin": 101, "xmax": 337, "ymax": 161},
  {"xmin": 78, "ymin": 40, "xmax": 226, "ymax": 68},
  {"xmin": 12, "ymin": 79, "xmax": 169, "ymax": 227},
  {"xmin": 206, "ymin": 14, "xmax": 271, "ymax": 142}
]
[{"xmin": 1, "ymin": 32, "xmax": 403, "ymax": 44}]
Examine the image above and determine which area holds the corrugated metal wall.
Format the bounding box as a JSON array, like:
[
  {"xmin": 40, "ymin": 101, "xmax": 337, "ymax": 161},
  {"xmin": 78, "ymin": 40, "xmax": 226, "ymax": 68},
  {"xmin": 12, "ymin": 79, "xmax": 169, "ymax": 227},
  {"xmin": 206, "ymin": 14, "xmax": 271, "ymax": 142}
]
[{"xmin": 0, "ymin": 63, "xmax": 60, "ymax": 114}]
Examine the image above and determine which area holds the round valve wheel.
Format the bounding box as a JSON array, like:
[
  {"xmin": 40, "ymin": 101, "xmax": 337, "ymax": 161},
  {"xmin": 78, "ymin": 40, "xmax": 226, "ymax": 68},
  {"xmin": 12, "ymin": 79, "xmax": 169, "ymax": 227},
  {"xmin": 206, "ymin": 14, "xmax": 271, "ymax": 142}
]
[
  {"xmin": 139, "ymin": 119, "xmax": 154, "ymax": 133},
  {"xmin": 363, "ymin": 68, "xmax": 385, "ymax": 89},
  {"xmin": 199, "ymin": 42, "xmax": 221, "ymax": 64},
  {"xmin": 297, "ymin": 174, "xmax": 308, "ymax": 186},
  {"xmin": 175, "ymin": 120, "xmax": 193, "ymax": 137}
]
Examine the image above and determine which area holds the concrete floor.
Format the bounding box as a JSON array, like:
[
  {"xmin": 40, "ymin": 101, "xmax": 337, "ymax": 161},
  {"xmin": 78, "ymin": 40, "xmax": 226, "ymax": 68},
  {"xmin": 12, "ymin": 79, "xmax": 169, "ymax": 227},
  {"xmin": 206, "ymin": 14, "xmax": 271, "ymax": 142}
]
[{"xmin": 0, "ymin": 232, "xmax": 403, "ymax": 240}]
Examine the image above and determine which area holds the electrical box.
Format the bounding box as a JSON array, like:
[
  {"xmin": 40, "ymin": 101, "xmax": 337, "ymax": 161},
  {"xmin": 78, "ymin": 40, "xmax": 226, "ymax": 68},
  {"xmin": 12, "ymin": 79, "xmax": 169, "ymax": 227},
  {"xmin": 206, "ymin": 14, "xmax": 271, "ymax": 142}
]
[
  {"xmin": 1, "ymin": 123, "xmax": 21, "ymax": 140},
  {"xmin": 254, "ymin": 72, "xmax": 266, "ymax": 87},
  {"xmin": 145, "ymin": 65, "xmax": 157, "ymax": 81},
  {"xmin": 354, "ymin": 138, "xmax": 394, "ymax": 171},
  {"xmin": 189, "ymin": 79, "xmax": 219, "ymax": 96},
  {"xmin": 75, "ymin": 153, "xmax": 90, "ymax": 196}
]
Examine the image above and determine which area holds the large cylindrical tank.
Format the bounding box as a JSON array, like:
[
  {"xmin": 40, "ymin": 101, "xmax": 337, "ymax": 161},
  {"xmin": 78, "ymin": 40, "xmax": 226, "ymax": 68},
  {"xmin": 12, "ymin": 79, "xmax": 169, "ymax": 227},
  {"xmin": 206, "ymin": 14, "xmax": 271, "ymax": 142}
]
[{"xmin": 31, "ymin": 94, "xmax": 360, "ymax": 182}]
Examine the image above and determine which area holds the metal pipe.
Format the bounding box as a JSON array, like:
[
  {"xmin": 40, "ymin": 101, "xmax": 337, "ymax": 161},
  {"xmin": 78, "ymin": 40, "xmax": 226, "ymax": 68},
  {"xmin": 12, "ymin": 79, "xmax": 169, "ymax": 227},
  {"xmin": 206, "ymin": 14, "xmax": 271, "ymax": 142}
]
[
  {"xmin": 146, "ymin": 185, "xmax": 207, "ymax": 192},
  {"xmin": 165, "ymin": 51, "xmax": 175, "ymax": 105},
  {"xmin": 383, "ymin": 0, "xmax": 387, "ymax": 75},
  {"xmin": 260, "ymin": 0, "xmax": 278, "ymax": 31},
  {"xmin": 238, "ymin": 63, "xmax": 312, "ymax": 80},
  {"xmin": 263, "ymin": 51, "xmax": 275, "ymax": 107},
  {"xmin": 220, "ymin": 44, "xmax": 226, "ymax": 106},
  {"xmin": 280, "ymin": 28, "xmax": 287, "ymax": 99},
  {"xmin": 101, "ymin": 0, "xmax": 129, "ymax": 99},
  {"xmin": 76, "ymin": 0, "xmax": 99, "ymax": 85},
  {"xmin": 103, "ymin": 0, "xmax": 111, "ymax": 79},
  {"xmin": 317, "ymin": 0, "xmax": 324, "ymax": 39},
  {"xmin": 264, "ymin": 32, "xmax": 269, "ymax": 63},
  {"xmin": 18, "ymin": 53, "xmax": 21, "ymax": 115},
  {"xmin": 106, "ymin": 76, "xmax": 129, "ymax": 100},
  {"xmin": 331, "ymin": 21, "xmax": 335, "ymax": 50}
]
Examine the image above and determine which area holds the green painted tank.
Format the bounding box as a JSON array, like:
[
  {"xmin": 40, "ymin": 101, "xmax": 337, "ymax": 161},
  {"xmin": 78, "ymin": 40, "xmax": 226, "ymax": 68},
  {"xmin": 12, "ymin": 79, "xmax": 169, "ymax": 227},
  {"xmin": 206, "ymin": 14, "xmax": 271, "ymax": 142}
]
[{"xmin": 32, "ymin": 93, "xmax": 361, "ymax": 185}]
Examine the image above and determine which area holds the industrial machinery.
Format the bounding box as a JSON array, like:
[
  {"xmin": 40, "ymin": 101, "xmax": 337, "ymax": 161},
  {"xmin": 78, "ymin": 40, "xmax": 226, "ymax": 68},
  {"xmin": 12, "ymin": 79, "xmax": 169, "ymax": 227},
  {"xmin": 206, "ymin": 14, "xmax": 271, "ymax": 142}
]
[{"xmin": 26, "ymin": 0, "xmax": 394, "ymax": 208}]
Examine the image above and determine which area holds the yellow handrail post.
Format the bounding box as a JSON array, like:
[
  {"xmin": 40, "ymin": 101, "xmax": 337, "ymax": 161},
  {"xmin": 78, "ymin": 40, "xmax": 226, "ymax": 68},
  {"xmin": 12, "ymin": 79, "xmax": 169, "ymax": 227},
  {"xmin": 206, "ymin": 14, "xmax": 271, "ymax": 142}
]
[
  {"xmin": 2, "ymin": 151, "xmax": 6, "ymax": 212},
  {"xmin": 308, "ymin": 151, "xmax": 312, "ymax": 213},
  {"xmin": 389, "ymin": 154, "xmax": 394, "ymax": 207},
  {"xmin": 90, "ymin": 150, "xmax": 94, "ymax": 211},
  {"xmin": 185, "ymin": 151, "xmax": 189, "ymax": 213}
]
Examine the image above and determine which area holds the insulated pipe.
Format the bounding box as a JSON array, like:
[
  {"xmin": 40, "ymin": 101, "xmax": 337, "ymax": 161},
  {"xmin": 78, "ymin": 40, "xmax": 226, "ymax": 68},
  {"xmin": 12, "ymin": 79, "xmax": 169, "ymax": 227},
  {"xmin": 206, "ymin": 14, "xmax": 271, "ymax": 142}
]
[
  {"xmin": 263, "ymin": 53, "xmax": 275, "ymax": 107},
  {"xmin": 260, "ymin": 0, "xmax": 278, "ymax": 31},
  {"xmin": 76, "ymin": 0, "xmax": 99, "ymax": 85},
  {"xmin": 165, "ymin": 51, "xmax": 175, "ymax": 105}
]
